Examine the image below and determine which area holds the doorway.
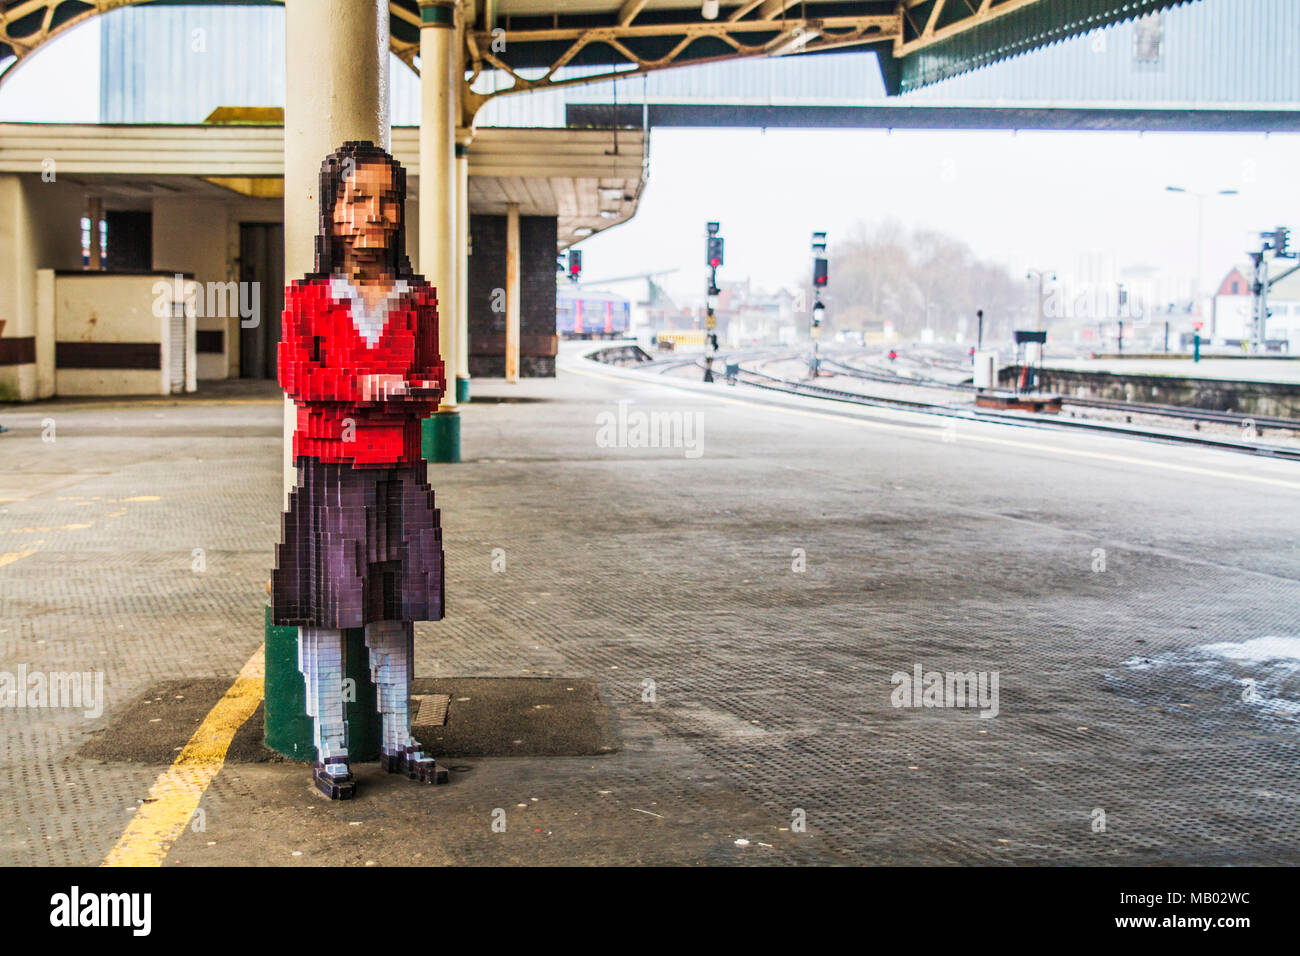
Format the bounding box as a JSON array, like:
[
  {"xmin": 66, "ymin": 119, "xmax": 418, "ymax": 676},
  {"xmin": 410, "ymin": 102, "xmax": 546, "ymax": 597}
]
[
  {"xmin": 104, "ymin": 210, "xmax": 152, "ymax": 271},
  {"xmin": 238, "ymin": 222, "xmax": 285, "ymax": 379}
]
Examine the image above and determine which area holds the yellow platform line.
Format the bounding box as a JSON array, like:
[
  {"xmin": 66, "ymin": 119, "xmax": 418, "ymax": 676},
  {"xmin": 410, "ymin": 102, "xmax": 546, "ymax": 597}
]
[
  {"xmin": 0, "ymin": 550, "xmax": 35, "ymax": 568},
  {"xmin": 101, "ymin": 646, "xmax": 265, "ymax": 867}
]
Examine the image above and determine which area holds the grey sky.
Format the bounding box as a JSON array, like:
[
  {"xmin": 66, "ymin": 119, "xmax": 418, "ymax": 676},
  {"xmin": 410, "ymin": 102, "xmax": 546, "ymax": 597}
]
[{"xmin": 582, "ymin": 126, "xmax": 1300, "ymax": 305}]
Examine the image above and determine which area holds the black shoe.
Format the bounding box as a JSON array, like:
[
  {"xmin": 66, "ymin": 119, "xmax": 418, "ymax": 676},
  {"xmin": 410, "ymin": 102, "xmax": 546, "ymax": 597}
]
[
  {"xmin": 313, "ymin": 759, "xmax": 356, "ymax": 799},
  {"xmin": 400, "ymin": 745, "xmax": 448, "ymax": 785}
]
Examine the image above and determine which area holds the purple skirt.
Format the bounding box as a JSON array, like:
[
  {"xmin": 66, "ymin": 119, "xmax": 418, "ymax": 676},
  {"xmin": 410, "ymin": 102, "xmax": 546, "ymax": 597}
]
[{"xmin": 272, "ymin": 457, "xmax": 444, "ymax": 628}]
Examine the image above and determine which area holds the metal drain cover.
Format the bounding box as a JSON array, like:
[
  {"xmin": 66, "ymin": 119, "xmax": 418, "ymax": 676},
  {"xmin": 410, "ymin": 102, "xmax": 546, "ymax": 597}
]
[{"xmin": 411, "ymin": 693, "xmax": 451, "ymax": 728}]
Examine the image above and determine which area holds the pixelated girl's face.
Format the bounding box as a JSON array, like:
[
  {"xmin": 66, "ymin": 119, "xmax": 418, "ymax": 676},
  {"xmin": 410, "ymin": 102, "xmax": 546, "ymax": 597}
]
[{"xmin": 332, "ymin": 161, "xmax": 399, "ymax": 252}]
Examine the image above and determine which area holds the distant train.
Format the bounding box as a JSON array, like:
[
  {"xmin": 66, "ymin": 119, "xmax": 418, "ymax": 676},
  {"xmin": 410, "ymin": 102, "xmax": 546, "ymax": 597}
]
[{"xmin": 557, "ymin": 289, "xmax": 631, "ymax": 338}]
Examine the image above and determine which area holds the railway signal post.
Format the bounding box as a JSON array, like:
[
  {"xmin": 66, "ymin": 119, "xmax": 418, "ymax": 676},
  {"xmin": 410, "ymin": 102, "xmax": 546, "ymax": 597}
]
[
  {"xmin": 810, "ymin": 231, "xmax": 828, "ymax": 378},
  {"xmin": 704, "ymin": 221, "xmax": 723, "ymax": 382},
  {"xmin": 1250, "ymin": 226, "xmax": 1297, "ymax": 353}
]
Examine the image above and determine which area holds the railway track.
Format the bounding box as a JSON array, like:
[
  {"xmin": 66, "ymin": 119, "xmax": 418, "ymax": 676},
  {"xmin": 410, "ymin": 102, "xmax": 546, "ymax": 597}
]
[
  {"xmin": 1052, "ymin": 394, "xmax": 1300, "ymax": 432},
  {"xmin": 821, "ymin": 354, "xmax": 1300, "ymax": 434},
  {"xmin": 609, "ymin": 346, "xmax": 1300, "ymax": 458},
  {"xmin": 730, "ymin": 358, "xmax": 1300, "ymax": 462},
  {"xmin": 648, "ymin": 348, "xmax": 799, "ymax": 376},
  {"xmin": 820, "ymin": 356, "xmax": 975, "ymax": 390}
]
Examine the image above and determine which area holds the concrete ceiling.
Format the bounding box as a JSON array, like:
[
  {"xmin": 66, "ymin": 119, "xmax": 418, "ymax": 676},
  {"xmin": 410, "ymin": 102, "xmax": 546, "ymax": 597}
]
[{"xmin": 0, "ymin": 123, "xmax": 646, "ymax": 250}]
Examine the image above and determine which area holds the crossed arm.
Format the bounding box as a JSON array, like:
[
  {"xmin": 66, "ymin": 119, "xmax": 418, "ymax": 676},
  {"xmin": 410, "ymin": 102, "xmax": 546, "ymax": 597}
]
[{"xmin": 279, "ymin": 282, "xmax": 445, "ymax": 407}]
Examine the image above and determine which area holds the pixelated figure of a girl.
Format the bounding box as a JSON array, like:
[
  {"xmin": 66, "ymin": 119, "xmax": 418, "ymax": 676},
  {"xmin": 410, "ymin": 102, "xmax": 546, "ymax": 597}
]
[{"xmin": 273, "ymin": 142, "xmax": 446, "ymax": 799}]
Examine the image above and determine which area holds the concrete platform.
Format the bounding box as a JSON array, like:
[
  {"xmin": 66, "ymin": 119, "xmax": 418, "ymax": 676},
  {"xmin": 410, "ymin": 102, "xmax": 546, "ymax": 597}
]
[
  {"xmin": 1018, "ymin": 358, "xmax": 1300, "ymax": 417},
  {"xmin": 1045, "ymin": 356, "xmax": 1300, "ymax": 384},
  {"xmin": 1, "ymin": 355, "xmax": 1299, "ymax": 865}
]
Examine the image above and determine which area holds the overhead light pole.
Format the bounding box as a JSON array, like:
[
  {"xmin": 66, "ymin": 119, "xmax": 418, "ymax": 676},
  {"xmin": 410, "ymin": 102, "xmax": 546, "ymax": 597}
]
[
  {"xmin": 1165, "ymin": 185, "xmax": 1238, "ymax": 315},
  {"xmin": 1025, "ymin": 268, "xmax": 1054, "ymax": 364}
]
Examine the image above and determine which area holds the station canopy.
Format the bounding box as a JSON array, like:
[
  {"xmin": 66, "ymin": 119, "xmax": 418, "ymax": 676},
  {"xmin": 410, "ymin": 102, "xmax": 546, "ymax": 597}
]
[{"xmin": 1, "ymin": 0, "xmax": 1195, "ymax": 97}]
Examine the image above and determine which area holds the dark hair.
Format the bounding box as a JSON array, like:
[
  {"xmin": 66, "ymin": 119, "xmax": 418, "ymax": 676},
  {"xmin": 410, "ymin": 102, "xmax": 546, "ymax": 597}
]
[{"xmin": 310, "ymin": 141, "xmax": 423, "ymax": 283}]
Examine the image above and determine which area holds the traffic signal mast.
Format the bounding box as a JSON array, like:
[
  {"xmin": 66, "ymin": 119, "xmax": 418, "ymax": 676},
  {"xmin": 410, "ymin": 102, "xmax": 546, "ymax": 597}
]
[
  {"xmin": 810, "ymin": 231, "xmax": 828, "ymax": 377},
  {"xmin": 703, "ymin": 221, "xmax": 722, "ymax": 381},
  {"xmin": 707, "ymin": 233, "xmax": 724, "ymax": 273},
  {"xmin": 1249, "ymin": 226, "xmax": 1296, "ymax": 353}
]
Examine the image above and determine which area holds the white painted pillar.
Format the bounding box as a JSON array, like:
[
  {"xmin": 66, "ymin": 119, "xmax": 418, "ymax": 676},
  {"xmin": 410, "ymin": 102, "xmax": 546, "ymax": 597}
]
[
  {"xmin": 453, "ymin": 2, "xmax": 472, "ymax": 403},
  {"xmin": 420, "ymin": 0, "xmax": 459, "ymax": 411},
  {"xmin": 282, "ymin": 0, "xmax": 389, "ymax": 502},
  {"xmin": 455, "ymin": 137, "xmax": 470, "ymax": 401},
  {"xmin": 34, "ymin": 268, "xmax": 55, "ymax": 399},
  {"xmin": 0, "ymin": 175, "xmax": 35, "ymax": 401},
  {"xmin": 505, "ymin": 202, "xmax": 520, "ymax": 384}
]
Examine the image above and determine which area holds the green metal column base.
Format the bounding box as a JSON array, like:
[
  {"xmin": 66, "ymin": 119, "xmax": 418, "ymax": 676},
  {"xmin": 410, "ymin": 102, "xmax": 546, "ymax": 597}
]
[
  {"xmin": 263, "ymin": 604, "xmax": 381, "ymax": 762},
  {"xmin": 455, "ymin": 376, "xmax": 470, "ymax": 404},
  {"xmin": 422, "ymin": 409, "xmax": 461, "ymax": 463}
]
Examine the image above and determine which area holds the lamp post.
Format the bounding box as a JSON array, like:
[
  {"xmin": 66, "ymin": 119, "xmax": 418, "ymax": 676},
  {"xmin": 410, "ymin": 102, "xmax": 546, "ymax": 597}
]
[
  {"xmin": 1165, "ymin": 185, "xmax": 1238, "ymax": 317},
  {"xmin": 1026, "ymin": 268, "xmax": 1055, "ymax": 365}
]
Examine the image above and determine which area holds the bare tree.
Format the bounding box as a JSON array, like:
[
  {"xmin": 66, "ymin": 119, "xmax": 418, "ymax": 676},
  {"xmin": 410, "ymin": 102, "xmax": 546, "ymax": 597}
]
[{"xmin": 825, "ymin": 220, "xmax": 1032, "ymax": 339}]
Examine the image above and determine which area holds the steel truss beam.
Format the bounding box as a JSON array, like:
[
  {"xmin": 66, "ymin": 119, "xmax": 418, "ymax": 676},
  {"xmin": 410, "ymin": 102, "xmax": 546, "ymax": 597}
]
[
  {"xmin": 463, "ymin": 13, "xmax": 901, "ymax": 120},
  {"xmin": 894, "ymin": 0, "xmax": 1045, "ymax": 57},
  {"xmin": 0, "ymin": 1, "xmax": 430, "ymax": 83},
  {"xmin": 0, "ymin": 0, "xmax": 106, "ymax": 67},
  {"xmin": 0, "ymin": 0, "xmax": 1050, "ymax": 109}
]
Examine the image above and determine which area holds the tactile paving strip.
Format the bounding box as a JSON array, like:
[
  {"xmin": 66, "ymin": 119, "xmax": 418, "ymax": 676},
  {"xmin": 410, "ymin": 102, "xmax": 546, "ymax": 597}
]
[{"xmin": 4, "ymin": 373, "xmax": 1300, "ymax": 864}]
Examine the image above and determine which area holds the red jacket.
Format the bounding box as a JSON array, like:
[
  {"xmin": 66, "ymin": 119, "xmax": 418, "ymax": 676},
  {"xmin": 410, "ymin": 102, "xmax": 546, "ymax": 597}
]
[{"xmin": 278, "ymin": 277, "xmax": 445, "ymax": 468}]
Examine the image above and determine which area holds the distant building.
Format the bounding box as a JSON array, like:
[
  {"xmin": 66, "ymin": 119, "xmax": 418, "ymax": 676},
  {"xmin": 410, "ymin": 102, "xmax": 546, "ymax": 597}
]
[
  {"xmin": 1216, "ymin": 267, "xmax": 1250, "ymax": 297},
  {"xmin": 1211, "ymin": 265, "xmax": 1300, "ymax": 350},
  {"xmin": 711, "ymin": 280, "xmax": 799, "ymax": 347}
]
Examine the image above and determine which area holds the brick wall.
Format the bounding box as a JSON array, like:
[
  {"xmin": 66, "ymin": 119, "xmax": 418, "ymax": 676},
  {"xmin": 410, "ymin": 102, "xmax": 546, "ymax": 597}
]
[{"xmin": 467, "ymin": 214, "xmax": 558, "ymax": 378}]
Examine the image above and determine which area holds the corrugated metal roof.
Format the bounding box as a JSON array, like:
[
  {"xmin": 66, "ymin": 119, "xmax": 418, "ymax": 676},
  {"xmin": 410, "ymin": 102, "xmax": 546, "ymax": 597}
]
[
  {"xmin": 98, "ymin": 4, "xmax": 421, "ymax": 124},
  {"xmin": 474, "ymin": 0, "xmax": 1300, "ymax": 125},
  {"xmin": 897, "ymin": 0, "xmax": 1200, "ymax": 93},
  {"xmin": 902, "ymin": 0, "xmax": 1300, "ymax": 106},
  {"xmin": 100, "ymin": 5, "xmax": 286, "ymax": 123},
  {"xmin": 93, "ymin": 0, "xmax": 1297, "ymax": 126}
]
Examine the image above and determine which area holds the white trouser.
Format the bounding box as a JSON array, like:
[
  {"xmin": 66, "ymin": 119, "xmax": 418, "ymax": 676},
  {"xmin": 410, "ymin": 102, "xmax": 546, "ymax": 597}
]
[
  {"xmin": 365, "ymin": 620, "xmax": 417, "ymax": 754},
  {"xmin": 298, "ymin": 627, "xmax": 347, "ymax": 765}
]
